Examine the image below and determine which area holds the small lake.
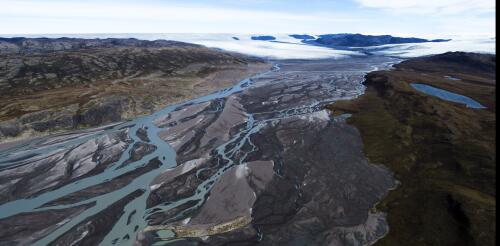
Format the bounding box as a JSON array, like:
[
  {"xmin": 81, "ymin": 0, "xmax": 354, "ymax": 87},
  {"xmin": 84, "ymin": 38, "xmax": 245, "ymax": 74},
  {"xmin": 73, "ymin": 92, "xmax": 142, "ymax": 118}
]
[{"xmin": 411, "ymin": 83, "xmax": 486, "ymax": 109}]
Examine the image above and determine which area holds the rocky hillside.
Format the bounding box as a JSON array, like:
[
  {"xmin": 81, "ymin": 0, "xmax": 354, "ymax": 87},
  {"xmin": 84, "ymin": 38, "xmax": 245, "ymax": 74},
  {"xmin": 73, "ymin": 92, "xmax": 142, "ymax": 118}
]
[
  {"xmin": 327, "ymin": 52, "xmax": 496, "ymax": 246},
  {"xmin": 0, "ymin": 38, "xmax": 269, "ymax": 140}
]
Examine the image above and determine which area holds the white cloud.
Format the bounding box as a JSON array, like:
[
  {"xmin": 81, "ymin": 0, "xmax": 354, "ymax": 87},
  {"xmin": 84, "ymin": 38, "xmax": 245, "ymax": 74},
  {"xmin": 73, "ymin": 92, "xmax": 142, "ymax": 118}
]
[
  {"xmin": 0, "ymin": 0, "xmax": 365, "ymax": 25},
  {"xmin": 352, "ymin": 0, "xmax": 495, "ymax": 37},
  {"xmin": 354, "ymin": 0, "xmax": 495, "ymax": 15},
  {"xmin": 0, "ymin": 0, "xmax": 367, "ymax": 34},
  {"xmin": 0, "ymin": 0, "xmax": 495, "ymax": 36},
  {"xmin": 0, "ymin": 1, "xmax": 309, "ymax": 22}
]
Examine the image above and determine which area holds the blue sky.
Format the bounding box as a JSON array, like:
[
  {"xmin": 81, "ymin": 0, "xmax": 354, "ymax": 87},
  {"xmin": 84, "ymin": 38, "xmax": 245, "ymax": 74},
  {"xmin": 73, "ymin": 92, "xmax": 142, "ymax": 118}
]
[{"xmin": 0, "ymin": 0, "xmax": 495, "ymax": 37}]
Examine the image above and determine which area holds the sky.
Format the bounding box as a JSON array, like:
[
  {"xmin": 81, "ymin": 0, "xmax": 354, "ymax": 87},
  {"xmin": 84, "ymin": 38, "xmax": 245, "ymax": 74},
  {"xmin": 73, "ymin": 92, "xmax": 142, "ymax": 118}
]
[{"xmin": 0, "ymin": 0, "xmax": 496, "ymax": 37}]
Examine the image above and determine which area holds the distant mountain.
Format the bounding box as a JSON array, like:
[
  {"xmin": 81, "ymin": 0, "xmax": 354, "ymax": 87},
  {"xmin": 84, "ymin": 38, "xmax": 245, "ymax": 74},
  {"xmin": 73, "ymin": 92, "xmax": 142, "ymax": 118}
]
[
  {"xmin": 289, "ymin": 34, "xmax": 315, "ymax": 40},
  {"xmin": 251, "ymin": 36, "xmax": 276, "ymax": 41},
  {"xmin": 306, "ymin": 34, "xmax": 450, "ymax": 47}
]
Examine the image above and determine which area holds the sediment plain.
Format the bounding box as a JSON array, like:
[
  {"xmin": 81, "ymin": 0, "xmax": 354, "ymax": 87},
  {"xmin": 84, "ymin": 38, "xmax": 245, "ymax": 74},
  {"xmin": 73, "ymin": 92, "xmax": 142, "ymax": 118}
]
[
  {"xmin": 0, "ymin": 36, "xmax": 494, "ymax": 246},
  {"xmin": 0, "ymin": 56, "xmax": 400, "ymax": 245}
]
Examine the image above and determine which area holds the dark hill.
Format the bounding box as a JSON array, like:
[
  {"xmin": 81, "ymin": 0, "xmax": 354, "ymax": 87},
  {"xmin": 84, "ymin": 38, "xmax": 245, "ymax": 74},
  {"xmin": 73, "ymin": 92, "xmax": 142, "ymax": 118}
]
[
  {"xmin": 397, "ymin": 51, "xmax": 496, "ymax": 74},
  {"xmin": 289, "ymin": 34, "xmax": 315, "ymax": 40},
  {"xmin": 250, "ymin": 36, "xmax": 276, "ymax": 41}
]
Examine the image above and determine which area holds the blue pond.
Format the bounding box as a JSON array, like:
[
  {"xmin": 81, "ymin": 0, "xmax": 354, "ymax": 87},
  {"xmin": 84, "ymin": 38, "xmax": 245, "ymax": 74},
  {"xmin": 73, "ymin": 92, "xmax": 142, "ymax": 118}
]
[{"xmin": 411, "ymin": 83, "xmax": 486, "ymax": 109}]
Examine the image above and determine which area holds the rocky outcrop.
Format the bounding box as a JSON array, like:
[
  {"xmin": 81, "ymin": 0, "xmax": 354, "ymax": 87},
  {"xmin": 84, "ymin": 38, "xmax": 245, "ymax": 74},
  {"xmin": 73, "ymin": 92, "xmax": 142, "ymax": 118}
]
[{"xmin": 251, "ymin": 36, "xmax": 276, "ymax": 41}]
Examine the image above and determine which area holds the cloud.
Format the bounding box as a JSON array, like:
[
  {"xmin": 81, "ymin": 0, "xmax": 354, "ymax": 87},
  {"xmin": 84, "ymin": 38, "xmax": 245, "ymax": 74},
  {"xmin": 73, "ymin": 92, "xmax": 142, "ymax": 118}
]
[
  {"xmin": 352, "ymin": 0, "xmax": 495, "ymax": 37},
  {"xmin": 0, "ymin": 0, "xmax": 367, "ymax": 34},
  {"xmin": 0, "ymin": 0, "xmax": 309, "ymax": 21},
  {"xmin": 0, "ymin": 0, "xmax": 364, "ymax": 24},
  {"xmin": 0, "ymin": 0, "xmax": 494, "ymax": 36},
  {"xmin": 354, "ymin": 0, "xmax": 495, "ymax": 15}
]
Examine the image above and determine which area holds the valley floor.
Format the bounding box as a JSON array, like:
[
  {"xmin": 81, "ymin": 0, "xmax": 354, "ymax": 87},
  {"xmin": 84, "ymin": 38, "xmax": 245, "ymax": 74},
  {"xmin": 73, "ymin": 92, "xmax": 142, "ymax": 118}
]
[
  {"xmin": 0, "ymin": 56, "xmax": 399, "ymax": 245},
  {"xmin": 0, "ymin": 52, "xmax": 495, "ymax": 246}
]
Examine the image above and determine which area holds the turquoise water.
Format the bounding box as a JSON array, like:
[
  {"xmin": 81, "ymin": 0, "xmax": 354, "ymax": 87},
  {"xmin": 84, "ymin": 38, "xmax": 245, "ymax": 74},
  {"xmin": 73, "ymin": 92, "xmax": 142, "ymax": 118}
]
[{"xmin": 411, "ymin": 83, "xmax": 486, "ymax": 109}]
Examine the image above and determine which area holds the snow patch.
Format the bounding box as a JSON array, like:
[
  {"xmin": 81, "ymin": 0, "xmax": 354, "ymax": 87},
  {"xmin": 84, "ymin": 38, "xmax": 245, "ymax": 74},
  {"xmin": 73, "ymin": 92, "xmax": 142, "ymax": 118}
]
[
  {"xmin": 369, "ymin": 37, "xmax": 495, "ymax": 58},
  {"xmin": 299, "ymin": 110, "xmax": 331, "ymax": 122},
  {"xmin": 182, "ymin": 217, "xmax": 191, "ymax": 225},
  {"xmin": 150, "ymin": 183, "xmax": 162, "ymax": 190},
  {"xmin": 235, "ymin": 164, "xmax": 249, "ymax": 179}
]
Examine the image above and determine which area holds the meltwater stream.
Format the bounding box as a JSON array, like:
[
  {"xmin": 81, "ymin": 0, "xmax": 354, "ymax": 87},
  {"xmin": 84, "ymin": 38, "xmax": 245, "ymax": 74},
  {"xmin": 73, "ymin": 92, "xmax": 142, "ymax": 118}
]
[
  {"xmin": 0, "ymin": 66, "xmax": 275, "ymax": 245},
  {"xmin": 0, "ymin": 57, "xmax": 398, "ymax": 245},
  {"xmin": 0, "ymin": 64, "xmax": 281, "ymax": 245}
]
